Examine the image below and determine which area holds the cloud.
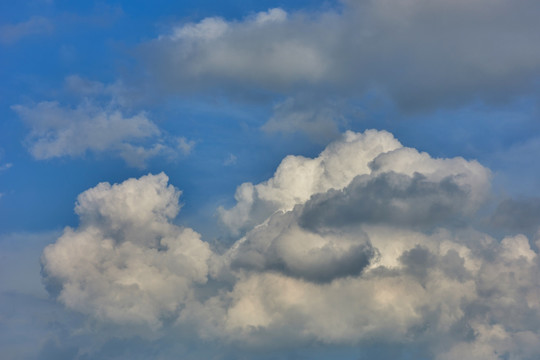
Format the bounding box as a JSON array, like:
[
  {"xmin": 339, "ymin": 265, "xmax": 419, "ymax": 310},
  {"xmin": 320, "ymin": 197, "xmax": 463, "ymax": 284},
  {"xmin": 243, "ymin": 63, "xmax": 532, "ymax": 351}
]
[
  {"xmin": 0, "ymin": 162, "xmax": 12, "ymax": 172},
  {"xmin": 176, "ymin": 136, "xmax": 195, "ymax": 155},
  {"xmin": 299, "ymin": 172, "xmax": 472, "ymax": 230},
  {"xmin": 13, "ymin": 100, "xmax": 159, "ymax": 159},
  {"xmin": 0, "ymin": 16, "xmax": 54, "ymax": 45},
  {"xmin": 143, "ymin": 1, "xmax": 540, "ymax": 112},
  {"xmin": 218, "ymin": 129, "xmax": 488, "ymax": 236},
  {"xmin": 41, "ymin": 173, "xmax": 212, "ymax": 329},
  {"xmin": 211, "ymin": 231, "xmax": 540, "ymax": 356},
  {"xmin": 13, "ymin": 77, "xmax": 194, "ymax": 168},
  {"xmin": 217, "ymin": 129, "xmax": 403, "ymax": 235},
  {"xmin": 262, "ymin": 96, "xmax": 344, "ymax": 143},
  {"xmin": 226, "ymin": 209, "xmax": 375, "ymax": 283},
  {"xmin": 223, "ymin": 153, "xmax": 237, "ymax": 166},
  {"xmin": 491, "ymin": 198, "xmax": 540, "ymax": 234},
  {"xmin": 0, "ymin": 151, "xmax": 12, "ymax": 200},
  {"xmin": 41, "ymin": 130, "xmax": 540, "ymax": 359}
]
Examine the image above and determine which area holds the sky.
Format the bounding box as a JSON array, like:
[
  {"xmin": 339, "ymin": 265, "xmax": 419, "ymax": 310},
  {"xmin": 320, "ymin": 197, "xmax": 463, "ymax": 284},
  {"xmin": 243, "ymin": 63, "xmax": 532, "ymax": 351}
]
[{"xmin": 1, "ymin": 0, "xmax": 540, "ymax": 359}]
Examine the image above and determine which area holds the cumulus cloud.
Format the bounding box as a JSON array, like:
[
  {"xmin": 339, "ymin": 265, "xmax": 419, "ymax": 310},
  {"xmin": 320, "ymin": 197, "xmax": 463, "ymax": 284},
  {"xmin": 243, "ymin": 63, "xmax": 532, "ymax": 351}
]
[
  {"xmin": 13, "ymin": 77, "xmax": 194, "ymax": 168},
  {"xmin": 144, "ymin": 1, "xmax": 540, "ymax": 112},
  {"xmin": 218, "ymin": 129, "xmax": 488, "ymax": 235},
  {"xmin": 42, "ymin": 130, "xmax": 540, "ymax": 359},
  {"xmin": 41, "ymin": 173, "xmax": 212, "ymax": 329}
]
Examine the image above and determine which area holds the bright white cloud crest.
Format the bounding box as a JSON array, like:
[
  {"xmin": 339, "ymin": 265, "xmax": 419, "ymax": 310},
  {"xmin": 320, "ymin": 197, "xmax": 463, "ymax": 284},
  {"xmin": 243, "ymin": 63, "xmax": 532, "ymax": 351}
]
[{"xmin": 42, "ymin": 130, "xmax": 540, "ymax": 359}]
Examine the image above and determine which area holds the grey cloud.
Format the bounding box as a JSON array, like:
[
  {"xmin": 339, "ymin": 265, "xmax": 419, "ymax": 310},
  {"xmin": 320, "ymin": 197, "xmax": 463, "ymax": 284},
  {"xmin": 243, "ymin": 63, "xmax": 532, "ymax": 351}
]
[
  {"xmin": 262, "ymin": 96, "xmax": 345, "ymax": 143},
  {"xmin": 229, "ymin": 210, "xmax": 375, "ymax": 283},
  {"xmin": 398, "ymin": 245, "xmax": 437, "ymax": 284},
  {"xmin": 491, "ymin": 198, "xmax": 540, "ymax": 234},
  {"xmin": 143, "ymin": 1, "xmax": 540, "ymax": 111},
  {"xmin": 439, "ymin": 249, "xmax": 470, "ymax": 283},
  {"xmin": 300, "ymin": 172, "xmax": 470, "ymax": 231}
]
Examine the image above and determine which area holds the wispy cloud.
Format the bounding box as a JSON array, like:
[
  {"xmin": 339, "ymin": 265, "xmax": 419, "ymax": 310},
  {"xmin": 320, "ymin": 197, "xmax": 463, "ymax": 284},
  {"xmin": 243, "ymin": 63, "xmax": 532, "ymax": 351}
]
[
  {"xmin": 0, "ymin": 16, "xmax": 54, "ymax": 45},
  {"xmin": 223, "ymin": 153, "xmax": 237, "ymax": 166},
  {"xmin": 0, "ymin": 162, "xmax": 12, "ymax": 172}
]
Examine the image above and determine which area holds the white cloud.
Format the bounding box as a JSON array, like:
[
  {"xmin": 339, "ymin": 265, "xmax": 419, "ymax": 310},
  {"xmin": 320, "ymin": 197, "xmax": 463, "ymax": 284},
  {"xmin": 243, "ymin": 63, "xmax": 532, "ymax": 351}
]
[
  {"xmin": 218, "ymin": 129, "xmax": 488, "ymax": 235},
  {"xmin": 41, "ymin": 173, "xmax": 212, "ymax": 329},
  {"xmin": 252, "ymin": 8, "xmax": 287, "ymax": 26},
  {"xmin": 218, "ymin": 130, "xmax": 402, "ymax": 235},
  {"xmin": 147, "ymin": 7, "xmax": 329, "ymax": 91},
  {"xmin": 41, "ymin": 131, "xmax": 540, "ymax": 359},
  {"xmin": 13, "ymin": 77, "xmax": 194, "ymax": 168},
  {"xmin": 170, "ymin": 17, "xmax": 229, "ymax": 41},
  {"xmin": 13, "ymin": 100, "xmax": 159, "ymax": 160}
]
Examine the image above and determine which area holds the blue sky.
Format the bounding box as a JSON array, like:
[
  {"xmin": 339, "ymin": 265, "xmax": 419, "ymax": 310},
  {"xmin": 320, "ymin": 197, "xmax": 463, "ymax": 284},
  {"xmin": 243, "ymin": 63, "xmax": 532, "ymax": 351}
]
[{"xmin": 1, "ymin": 1, "xmax": 540, "ymax": 359}]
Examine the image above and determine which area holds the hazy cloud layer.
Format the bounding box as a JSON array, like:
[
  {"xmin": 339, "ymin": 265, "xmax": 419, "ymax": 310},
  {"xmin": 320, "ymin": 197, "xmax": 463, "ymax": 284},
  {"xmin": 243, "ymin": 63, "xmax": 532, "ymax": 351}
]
[{"xmin": 41, "ymin": 130, "xmax": 540, "ymax": 358}]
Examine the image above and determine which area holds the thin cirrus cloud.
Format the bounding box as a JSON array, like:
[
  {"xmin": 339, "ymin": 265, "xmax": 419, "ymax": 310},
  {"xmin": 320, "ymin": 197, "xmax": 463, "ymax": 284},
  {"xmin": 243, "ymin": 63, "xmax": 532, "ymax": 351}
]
[{"xmin": 41, "ymin": 129, "xmax": 540, "ymax": 359}]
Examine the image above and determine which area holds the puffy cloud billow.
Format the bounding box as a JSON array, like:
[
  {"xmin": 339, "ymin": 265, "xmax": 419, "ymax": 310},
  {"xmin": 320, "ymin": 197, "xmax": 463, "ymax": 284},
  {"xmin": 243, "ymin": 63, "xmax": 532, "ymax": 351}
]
[
  {"xmin": 42, "ymin": 130, "xmax": 540, "ymax": 359},
  {"xmin": 41, "ymin": 173, "xmax": 212, "ymax": 329}
]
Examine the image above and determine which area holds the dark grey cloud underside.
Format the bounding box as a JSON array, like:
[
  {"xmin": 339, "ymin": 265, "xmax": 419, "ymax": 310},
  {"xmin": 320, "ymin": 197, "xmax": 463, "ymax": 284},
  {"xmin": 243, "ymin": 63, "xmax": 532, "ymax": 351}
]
[{"xmin": 300, "ymin": 172, "xmax": 468, "ymax": 230}]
